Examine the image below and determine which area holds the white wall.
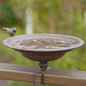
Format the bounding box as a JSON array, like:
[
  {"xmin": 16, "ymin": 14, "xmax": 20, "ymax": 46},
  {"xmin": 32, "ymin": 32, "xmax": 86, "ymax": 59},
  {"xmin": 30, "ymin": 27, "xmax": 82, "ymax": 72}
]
[{"xmin": 25, "ymin": 9, "xmax": 33, "ymax": 34}]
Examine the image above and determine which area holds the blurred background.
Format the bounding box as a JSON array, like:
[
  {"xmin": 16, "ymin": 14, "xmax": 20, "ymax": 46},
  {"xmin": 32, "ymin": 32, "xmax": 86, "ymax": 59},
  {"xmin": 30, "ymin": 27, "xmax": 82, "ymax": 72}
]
[{"xmin": 0, "ymin": 0, "xmax": 86, "ymax": 86}]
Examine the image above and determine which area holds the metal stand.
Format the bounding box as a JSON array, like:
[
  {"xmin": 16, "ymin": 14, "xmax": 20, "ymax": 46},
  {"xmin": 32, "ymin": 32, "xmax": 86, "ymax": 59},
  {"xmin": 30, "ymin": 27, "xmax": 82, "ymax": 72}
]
[{"xmin": 34, "ymin": 62, "xmax": 52, "ymax": 86}]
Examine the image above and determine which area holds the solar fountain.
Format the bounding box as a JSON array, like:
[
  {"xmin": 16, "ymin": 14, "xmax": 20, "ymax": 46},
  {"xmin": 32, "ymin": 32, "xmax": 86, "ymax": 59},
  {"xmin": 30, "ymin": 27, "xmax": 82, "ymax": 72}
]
[{"xmin": 2, "ymin": 28, "xmax": 84, "ymax": 86}]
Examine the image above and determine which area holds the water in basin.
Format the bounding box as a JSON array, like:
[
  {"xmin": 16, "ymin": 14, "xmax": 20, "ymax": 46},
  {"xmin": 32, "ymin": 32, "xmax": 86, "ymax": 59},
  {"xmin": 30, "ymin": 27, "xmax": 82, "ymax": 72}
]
[{"xmin": 14, "ymin": 38, "xmax": 76, "ymax": 49}]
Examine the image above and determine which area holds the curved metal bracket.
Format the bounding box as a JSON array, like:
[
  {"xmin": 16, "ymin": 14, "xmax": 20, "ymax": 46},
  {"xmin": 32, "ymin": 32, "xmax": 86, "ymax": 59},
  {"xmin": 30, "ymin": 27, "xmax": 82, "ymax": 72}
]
[{"xmin": 34, "ymin": 62, "xmax": 52, "ymax": 86}]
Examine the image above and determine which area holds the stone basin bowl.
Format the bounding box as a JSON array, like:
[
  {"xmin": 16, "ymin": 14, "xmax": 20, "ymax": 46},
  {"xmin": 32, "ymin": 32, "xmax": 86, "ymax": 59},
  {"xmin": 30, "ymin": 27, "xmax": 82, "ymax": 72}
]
[{"xmin": 3, "ymin": 34, "xmax": 84, "ymax": 62}]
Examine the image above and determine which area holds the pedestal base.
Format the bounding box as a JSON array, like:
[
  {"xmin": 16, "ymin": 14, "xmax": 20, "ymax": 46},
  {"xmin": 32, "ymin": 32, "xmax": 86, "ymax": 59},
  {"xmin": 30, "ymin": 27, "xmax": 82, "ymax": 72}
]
[{"xmin": 39, "ymin": 62, "xmax": 48, "ymax": 72}]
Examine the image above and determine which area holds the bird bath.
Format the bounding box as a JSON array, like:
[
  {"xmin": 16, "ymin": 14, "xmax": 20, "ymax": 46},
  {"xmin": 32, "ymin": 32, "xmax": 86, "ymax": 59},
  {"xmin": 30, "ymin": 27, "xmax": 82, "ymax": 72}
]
[{"xmin": 2, "ymin": 29, "xmax": 84, "ymax": 86}]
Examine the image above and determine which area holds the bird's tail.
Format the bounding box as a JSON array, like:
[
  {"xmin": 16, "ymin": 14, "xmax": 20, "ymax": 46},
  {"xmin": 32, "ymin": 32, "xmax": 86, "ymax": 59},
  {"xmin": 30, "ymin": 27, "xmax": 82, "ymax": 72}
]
[{"xmin": 2, "ymin": 28, "xmax": 8, "ymax": 30}]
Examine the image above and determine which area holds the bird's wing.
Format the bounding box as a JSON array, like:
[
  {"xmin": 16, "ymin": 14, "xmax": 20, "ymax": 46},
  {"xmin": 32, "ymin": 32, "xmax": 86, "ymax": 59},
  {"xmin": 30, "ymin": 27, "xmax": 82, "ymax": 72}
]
[{"xmin": 2, "ymin": 28, "xmax": 12, "ymax": 33}]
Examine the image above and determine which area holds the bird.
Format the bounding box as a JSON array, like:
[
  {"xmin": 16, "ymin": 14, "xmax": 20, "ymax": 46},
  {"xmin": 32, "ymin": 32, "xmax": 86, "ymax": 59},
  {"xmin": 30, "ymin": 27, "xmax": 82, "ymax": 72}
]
[{"xmin": 3, "ymin": 28, "xmax": 16, "ymax": 36}]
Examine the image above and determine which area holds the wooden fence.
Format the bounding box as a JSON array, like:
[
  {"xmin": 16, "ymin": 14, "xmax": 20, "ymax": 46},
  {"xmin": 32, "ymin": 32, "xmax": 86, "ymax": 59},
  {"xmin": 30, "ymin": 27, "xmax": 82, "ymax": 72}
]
[{"xmin": 0, "ymin": 63, "xmax": 86, "ymax": 86}]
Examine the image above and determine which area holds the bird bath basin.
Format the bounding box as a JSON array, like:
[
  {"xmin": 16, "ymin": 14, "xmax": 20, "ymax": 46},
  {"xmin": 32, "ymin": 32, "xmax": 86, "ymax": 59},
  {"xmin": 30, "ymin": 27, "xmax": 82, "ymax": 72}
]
[
  {"xmin": 2, "ymin": 29, "xmax": 84, "ymax": 86},
  {"xmin": 3, "ymin": 33, "xmax": 84, "ymax": 70}
]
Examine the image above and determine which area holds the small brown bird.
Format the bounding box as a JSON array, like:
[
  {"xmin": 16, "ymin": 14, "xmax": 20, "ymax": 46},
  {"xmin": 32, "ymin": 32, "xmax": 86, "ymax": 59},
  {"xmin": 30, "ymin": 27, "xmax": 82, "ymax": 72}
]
[{"xmin": 3, "ymin": 28, "xmax": 16, "ymax": 36}]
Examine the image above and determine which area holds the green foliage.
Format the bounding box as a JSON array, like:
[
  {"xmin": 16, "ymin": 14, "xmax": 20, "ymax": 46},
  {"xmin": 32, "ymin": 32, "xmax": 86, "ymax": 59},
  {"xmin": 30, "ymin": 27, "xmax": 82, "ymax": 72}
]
[{"xmin": 0, "ymin": 3, "xmax": 24, "ymax": 28}]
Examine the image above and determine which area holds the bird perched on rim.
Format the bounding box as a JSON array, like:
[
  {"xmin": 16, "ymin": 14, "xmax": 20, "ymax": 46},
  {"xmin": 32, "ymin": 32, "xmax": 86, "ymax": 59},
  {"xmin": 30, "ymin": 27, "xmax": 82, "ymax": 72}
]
[{"xmin": 3, "ymin": 28, "xmax": 16, "ymax": 37}]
